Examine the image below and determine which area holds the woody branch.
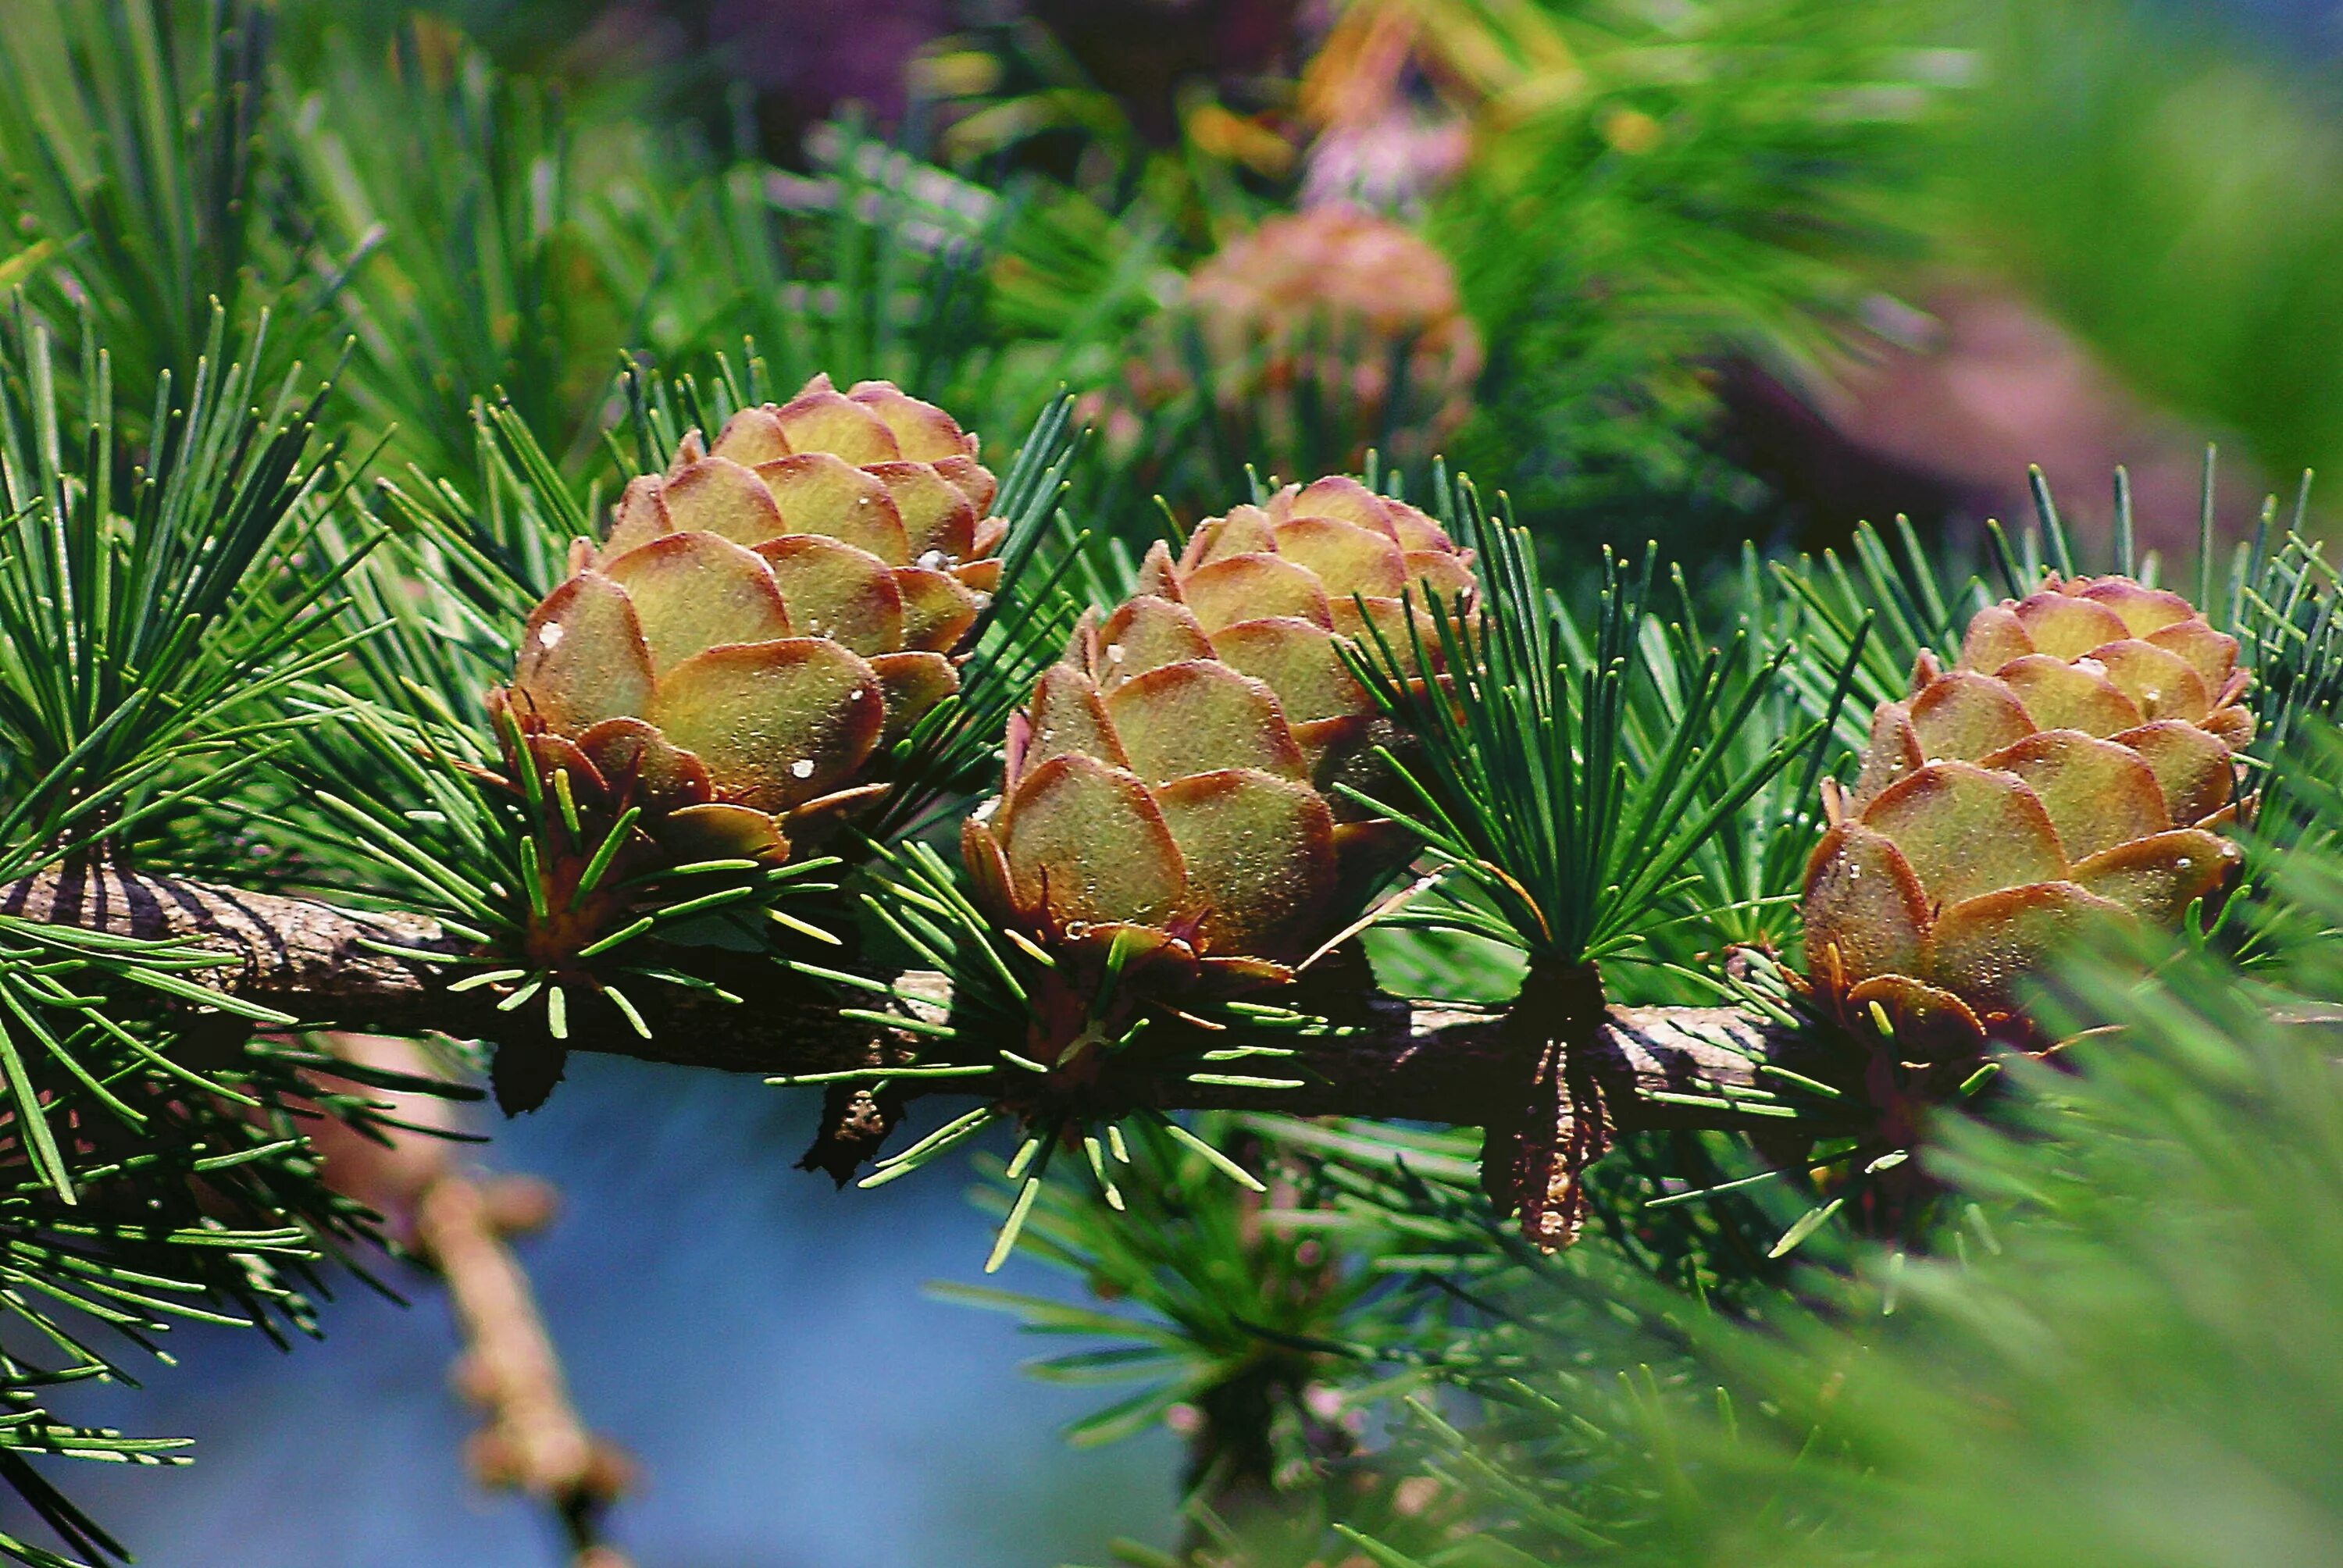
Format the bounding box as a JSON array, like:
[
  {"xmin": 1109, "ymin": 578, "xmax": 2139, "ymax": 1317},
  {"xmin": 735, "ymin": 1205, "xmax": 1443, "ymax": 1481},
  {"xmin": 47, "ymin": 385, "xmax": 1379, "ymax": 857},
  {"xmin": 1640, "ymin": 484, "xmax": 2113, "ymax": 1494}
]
[{"xmin": 3, "ymin": 868, "xmax": 1818, "ymax": 1135}]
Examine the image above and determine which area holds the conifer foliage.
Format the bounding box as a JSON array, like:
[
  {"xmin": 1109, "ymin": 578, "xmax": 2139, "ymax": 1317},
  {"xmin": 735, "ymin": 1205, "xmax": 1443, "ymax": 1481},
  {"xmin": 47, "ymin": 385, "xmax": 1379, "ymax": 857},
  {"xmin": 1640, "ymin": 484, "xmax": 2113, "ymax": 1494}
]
[{"xmin": 0, "ymin": 2, "xmax": 2333, "ymax": 1566}]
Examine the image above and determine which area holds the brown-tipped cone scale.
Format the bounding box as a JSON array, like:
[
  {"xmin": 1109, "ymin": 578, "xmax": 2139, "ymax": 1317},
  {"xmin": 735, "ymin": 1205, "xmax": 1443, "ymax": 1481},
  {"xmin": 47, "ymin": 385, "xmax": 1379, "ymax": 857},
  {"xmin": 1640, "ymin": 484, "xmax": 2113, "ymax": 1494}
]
[
  {"xmin": 962, "ymin": 477, "xmax": 1475, "ymax": 989},
  {"xmin": 494, "ymin": 375, "xmax": 1004, "ymax": 869},
  {"xmin": 1802, "ymin": 574, "xmax": 2250, "ymax": 1057}
]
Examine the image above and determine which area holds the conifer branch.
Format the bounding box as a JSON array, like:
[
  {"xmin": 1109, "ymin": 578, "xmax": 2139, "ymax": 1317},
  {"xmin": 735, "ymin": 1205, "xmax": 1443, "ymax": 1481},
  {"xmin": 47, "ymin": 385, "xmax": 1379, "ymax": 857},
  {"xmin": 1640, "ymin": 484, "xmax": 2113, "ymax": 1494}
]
[{"xmin": 1, "ymin": 868, "xmax": 1812, "ymax": 1134}]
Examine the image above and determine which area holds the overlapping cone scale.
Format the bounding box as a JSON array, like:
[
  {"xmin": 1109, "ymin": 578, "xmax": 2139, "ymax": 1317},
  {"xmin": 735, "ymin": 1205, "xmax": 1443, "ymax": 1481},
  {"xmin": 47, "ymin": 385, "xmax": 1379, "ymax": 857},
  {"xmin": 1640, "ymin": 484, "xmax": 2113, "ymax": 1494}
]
[
  {"xmin": 1803, "ymin": 574, "xmax": 2249, "ymax": 1053},
  {"xmin": 964, "ymin": 478, "xmax": 1475, "ymax": 982},
  {"xmin": 495, "ymin": 376, "xmax": 1004, "ymax": 864}
]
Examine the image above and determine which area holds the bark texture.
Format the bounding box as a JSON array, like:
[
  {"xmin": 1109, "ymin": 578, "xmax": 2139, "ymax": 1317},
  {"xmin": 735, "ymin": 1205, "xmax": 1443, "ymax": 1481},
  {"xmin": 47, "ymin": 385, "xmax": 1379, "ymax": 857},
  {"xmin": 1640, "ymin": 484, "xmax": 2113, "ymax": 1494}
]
[{"xmin": 2, "ymin": 868, "xmax": 1818, "ymax": 1133}]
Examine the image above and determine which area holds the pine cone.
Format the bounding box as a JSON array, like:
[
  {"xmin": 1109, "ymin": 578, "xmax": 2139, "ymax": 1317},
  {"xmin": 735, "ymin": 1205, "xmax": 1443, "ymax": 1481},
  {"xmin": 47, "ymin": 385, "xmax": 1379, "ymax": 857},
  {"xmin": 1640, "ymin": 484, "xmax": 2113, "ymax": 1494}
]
[
  {"xmin": 495, "ymin": 376, "xmax": 1002, "ymax": 865},
  {"xmin": 1803, "ymin": 575, "xmax": 2249, "ymax": 1054},
  {"xmin": 963, "ymin": 477, "xmax": 1473, "ymax": 983}
]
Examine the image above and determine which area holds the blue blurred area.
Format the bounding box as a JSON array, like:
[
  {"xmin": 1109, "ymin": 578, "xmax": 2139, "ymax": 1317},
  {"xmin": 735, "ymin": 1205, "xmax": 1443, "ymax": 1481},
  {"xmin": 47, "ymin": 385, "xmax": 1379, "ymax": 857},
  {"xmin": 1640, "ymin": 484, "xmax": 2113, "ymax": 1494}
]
[
  {"xmin": 55, "ymin": 1054, "xmax": 1180, "ymax": 1567},
  {"xmin": 2198, "ymin": 0, "xmax": 2343, "ymax": 53}
]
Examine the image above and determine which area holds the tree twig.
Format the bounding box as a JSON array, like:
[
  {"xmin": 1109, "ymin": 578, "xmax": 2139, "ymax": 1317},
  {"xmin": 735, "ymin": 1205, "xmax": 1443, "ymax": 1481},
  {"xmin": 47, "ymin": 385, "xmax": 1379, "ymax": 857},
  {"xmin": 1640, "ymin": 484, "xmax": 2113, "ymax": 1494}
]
[
  {"xmin": 312, "ymin": 1035, "xmax": 634, "ymax": 1568},
  {"xmin": 412, "ymin": 1171, "xmax": 634, "ymax": 1563},
  {"xmin": 8, "ymin": 868, "xmax": 1828, "ymax": 1135}
]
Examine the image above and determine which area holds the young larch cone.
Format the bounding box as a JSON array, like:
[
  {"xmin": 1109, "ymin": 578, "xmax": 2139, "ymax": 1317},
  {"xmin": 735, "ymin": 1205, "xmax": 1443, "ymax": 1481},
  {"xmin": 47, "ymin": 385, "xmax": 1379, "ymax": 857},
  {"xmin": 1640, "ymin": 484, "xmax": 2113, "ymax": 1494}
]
[
  {"xmin": 494, "ymin": 376, "xmax": 1004, "ymax": 868},
  {"xmin": 962, "ymin": 476, "xmax": 1474, "ymax": 988},
  {"xmin": 1142, "ymin": 207, "xmax": 1483, "ymax": 473},
  {"xmin": 1803, "ymin": 574, "xmax": 2249, "ymax": 1055}
]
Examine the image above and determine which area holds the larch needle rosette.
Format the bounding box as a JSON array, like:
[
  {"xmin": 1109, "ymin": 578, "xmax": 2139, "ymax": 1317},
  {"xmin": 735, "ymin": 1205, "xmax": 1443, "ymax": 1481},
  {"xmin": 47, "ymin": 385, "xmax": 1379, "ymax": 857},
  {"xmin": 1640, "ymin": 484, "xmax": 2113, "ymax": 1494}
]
[{"xmin": 1802, "ymin": 572, "xmax": 2251, "ymax": 1060}]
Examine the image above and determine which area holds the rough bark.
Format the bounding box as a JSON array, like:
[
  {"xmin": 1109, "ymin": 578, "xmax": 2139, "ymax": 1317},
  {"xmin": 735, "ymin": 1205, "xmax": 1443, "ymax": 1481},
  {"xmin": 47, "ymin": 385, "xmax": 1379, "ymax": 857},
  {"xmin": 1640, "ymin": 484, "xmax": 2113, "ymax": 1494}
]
[{"xmin": 2, "ymin": 868, "xmax": 1818, "ymax": 1133}]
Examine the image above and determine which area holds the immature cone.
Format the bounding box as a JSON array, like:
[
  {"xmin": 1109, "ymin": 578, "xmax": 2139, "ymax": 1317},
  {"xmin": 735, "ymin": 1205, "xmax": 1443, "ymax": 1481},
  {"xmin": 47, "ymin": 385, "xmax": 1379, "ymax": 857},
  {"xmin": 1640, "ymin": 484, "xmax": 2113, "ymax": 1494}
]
[
  {"xmin": 496, "ymin": 375, "xmax": 1003, "ymax": 864},
  {"xmin": 1135, "ymin": 208, "xmax": 1482, "ymax": 473},
  {"xmin": 963, "ymin": 477, "xmax": 1474, "ymax": 985},
  {"xmin": 1803, "ymin": 574, "xmax": 2250, "ymax": 1054}
]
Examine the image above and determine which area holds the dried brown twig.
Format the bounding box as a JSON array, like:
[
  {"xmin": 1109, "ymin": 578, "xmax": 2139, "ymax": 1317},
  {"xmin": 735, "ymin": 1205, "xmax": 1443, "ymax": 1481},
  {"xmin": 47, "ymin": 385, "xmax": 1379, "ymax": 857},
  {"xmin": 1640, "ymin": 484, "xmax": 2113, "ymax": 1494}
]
[
  {"xmin": 311, "ymin": 1035, "xmax": 634, "ymax": 1567},
  {"xmin": 412, "ymin": 1171, "xmax": 633, "ymax": 1563}
]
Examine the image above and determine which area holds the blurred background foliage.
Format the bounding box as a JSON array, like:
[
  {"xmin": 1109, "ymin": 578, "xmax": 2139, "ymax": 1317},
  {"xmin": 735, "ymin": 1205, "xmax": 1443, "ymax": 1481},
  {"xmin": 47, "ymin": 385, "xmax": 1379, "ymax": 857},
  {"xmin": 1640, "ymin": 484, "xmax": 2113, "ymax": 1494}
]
[
  {"xmin": 0, "ymin": 0, "xmax": 2339, "ymax": 1563},
  {"xmin": 9, "ymin": 0, "xmax": 2338, "ymax": 551}
]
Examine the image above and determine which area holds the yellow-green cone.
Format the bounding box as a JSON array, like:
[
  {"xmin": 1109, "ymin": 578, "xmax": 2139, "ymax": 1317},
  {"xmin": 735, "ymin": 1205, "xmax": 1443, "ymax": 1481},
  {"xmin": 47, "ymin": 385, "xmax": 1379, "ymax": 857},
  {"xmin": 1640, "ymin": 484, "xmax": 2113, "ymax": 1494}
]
[
  {"xmin": 963, "ymin": 477, "xmax": 1474, "ymax": 982},
  {"xmin": 1803, "ymin": 573, "xmax": 2248, "ymax": 1054},
  {"xmin": 494, "ymin": 375, "xmax": 1003, "ymax": 866},
  {"xmin": 1137, "ymin": 208, "xmax": 1484, "ymax": 474}
]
